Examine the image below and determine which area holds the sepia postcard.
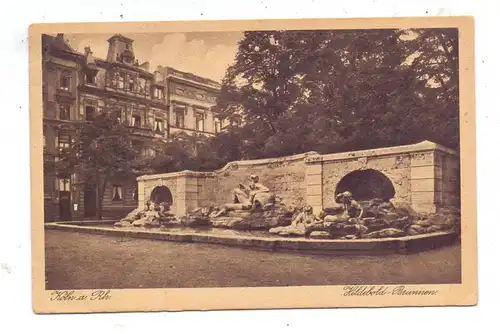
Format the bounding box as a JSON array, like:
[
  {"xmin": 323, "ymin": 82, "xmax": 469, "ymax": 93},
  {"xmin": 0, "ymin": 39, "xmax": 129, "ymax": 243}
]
[{"xmin": 29, "ymin": 16, "xmax": 477, "ymax": 314}]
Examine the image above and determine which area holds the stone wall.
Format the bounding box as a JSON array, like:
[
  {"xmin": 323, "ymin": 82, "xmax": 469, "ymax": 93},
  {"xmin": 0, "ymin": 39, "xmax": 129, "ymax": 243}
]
[
  {"xmin": 211, "ymin": 153, "xmax": 311, "ymax": 207},
  {"xmin": 137, "ymin": 141, "xmax": 460, "ymax": 216},
  {"xmin": 322, "ymin": 154, "xmax": 412, "ymax": 208},
  {"xmin": 138, "ymin": 153, "xmax": 313, "ymax": 216},
  {"xmin": 439, "ymin": 151, "xmax": 461, "ymax": 208},
  {"xmin": 141, "ymin": 174, "xmax": 179, "ymax": 213}
]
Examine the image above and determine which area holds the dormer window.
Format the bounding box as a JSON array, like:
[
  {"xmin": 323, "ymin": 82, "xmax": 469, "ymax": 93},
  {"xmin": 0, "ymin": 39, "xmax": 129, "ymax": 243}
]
[
  {"xmin": 154, "ymin": 87, "xmax": 164, "ymax": 99},
  {"xmin": 85, "ymin": 72, "xmax": 95, "ymax": 84}
]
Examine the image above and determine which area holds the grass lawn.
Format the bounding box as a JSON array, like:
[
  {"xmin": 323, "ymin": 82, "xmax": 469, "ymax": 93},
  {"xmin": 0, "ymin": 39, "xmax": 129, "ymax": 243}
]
[{"xmin": 45, "ymin": 230, "xmax": 461, "ymax": 289}]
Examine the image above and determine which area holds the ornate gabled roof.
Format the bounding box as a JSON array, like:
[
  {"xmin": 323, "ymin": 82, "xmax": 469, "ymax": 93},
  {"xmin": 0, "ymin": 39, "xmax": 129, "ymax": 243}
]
[
  {"xmin": 42, "ymin": 33, "xmax": 75, "ymax": 53},
  {"xmin": 107, "ymin": 34, "xmax": 134, "ymax": 43}
]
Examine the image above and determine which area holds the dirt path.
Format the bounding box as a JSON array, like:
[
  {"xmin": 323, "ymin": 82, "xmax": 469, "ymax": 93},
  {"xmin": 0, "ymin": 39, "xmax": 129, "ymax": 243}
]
[{"xmin": 45, "ymin": 230, "xmax": 461, "ymax": 289}]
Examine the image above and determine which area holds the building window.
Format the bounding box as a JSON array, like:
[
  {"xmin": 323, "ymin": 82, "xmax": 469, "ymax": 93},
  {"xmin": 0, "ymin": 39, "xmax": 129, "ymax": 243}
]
[
  {"xmin": 125, "ymin": 43, "xmax": 130, "ymax": 50},
  {"xmin": 214, "ymin": 118, "xmax": 222, "ymax": 133},
  {"xmin": 154, "ymin": 119, "xmax": 163, "ymax": 133},
  {"xmin": 137, "ymin": 78, "xmax": 146, "ymax": 94},
  {"xmin": 60, "ymin": 72, "xmax": 70, "ymax": 91},
  {"xmin": 85, "ymin": 72, "xmax": 95, "ymax": 84},
  {"xmin": 110, "ymin": 108, "xmax": 122, "ymax": 123},
  {"xmin": 57, "ymin": 133, "xmax": 71, "ymax": 152},
  {"xmin": 132, "ymin": 187, "xmax": 138, "ymax": 201},
  {"xmin": 140, "ymin": 147, "xmax": 155, "ymax": 158},
  {"xmin": 131, "ymin": 115, "xmax": 141, "ymax": 127},
  {"xmin": 128, "ymin": 78, "xmax": 135, "ymax": 92},
  {"xmin": 112, "ymin": 185, "xmax": 123, "ymax": 201},
  {"xmin": 154, "ymin": 87, "xmax": 164, "ymax": 99},
  {"xmin": 59, "ymin": 105, "xmax": 70, "ymax": 120},
  {"xmin": 175, "ymin": 107, "xmax": 185, "ymax": 128},
  {"xmin": 85, "ymin": 106, "xmax": 95, "ymax": 121},
  {"xmin": 118, "ymin": 73, "xmax": 125, "ymax": 89},
  {"xmin": 57, "ymin": 177, "xmax": 71, "ymax": 191},
  {"xmin": 195, "ymin": 113, "xmax": 205, "ymax": 131}
]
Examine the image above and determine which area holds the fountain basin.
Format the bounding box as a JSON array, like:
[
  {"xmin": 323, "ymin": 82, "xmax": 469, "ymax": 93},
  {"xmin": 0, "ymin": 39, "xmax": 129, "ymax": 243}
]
[{"xmin": 44, "ymin": 222, "xmax": 459, "ymax": 255}]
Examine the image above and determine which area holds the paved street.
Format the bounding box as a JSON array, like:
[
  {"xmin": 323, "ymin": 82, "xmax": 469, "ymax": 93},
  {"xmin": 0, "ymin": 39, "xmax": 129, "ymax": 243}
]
[{"xmin": 45, "ymin": 230, "xmax": 461, "ymax": 289}]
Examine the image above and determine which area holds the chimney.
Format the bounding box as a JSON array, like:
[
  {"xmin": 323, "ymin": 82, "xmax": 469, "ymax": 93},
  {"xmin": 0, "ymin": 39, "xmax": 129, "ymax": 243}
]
[
  {"xmin": 154, "ymin": 70, "xmax": 163, "ymax": 82},
  {"xmin": 56, "ymin": 33, "xmax": 64, "ymax": 39},
  {"xmin": 84, "ymin": 46, "xmax": 96, "ymax": 66},
  {"xmin": 154, "ymin": 65, "xmax": 164, "ymax": 82}
]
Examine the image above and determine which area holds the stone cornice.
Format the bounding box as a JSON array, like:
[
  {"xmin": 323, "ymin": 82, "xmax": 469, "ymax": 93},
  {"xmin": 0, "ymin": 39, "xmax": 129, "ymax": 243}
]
[
  {"xmin": 137, "ymin": 170, "xmax": 216, "ymax": 181},
  {"xmin": 321, "ymin": 141, "xmax": 457, "ymax": 163},
  {"xmin": 216, "ymin": 151, "xmax": 319, "ymax": 173},
  {"xmin": 136, "ymin": 141, "xmax": 457, "ymax": 182}
]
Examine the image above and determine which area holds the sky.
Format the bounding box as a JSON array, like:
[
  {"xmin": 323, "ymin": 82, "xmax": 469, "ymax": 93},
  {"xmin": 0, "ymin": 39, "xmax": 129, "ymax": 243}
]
[{"xmin": 64, "ymin": 32, "xmax": 243, "ymax": 82}]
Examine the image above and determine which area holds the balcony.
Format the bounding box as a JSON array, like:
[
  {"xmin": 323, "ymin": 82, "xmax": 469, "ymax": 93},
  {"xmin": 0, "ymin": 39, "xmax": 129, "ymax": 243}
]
[
  {"xmin": 55, "ymin": 87, "xmax": 76, "ymax": 99},
  {"xmin": 104, "ymin": 86, "xmax": 154, "ymax": 101},
  {"xmin": 129, "ymin": 125, "xmax": 154, "ymax": 137}
]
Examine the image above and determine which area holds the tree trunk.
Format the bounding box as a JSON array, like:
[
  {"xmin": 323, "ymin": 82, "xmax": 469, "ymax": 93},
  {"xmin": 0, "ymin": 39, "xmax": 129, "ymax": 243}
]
[
  {"xmin": 95, "ymin": 179, "xmax": 102, "ymax": 220},
  {"xmin": 96, "ymin": 175, "xmax": 108, "ymax": 220}
]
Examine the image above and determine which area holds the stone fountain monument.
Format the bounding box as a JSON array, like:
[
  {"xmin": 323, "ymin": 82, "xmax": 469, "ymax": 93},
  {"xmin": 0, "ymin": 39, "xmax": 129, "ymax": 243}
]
[{"xmin": 115, "ymin": 171, "xmax": 460, "ymax": 240}]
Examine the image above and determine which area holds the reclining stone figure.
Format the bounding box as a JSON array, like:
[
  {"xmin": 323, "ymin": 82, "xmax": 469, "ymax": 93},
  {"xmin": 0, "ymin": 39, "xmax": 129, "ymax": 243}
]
[
  {"xmin": 269, "ymin": 205, "xmax": 323, "ymax": 236},
  {"xmin": 212, "ymin": 175, "xmax": 275, "ymax": 218},
  {"xmin": 304, "ymin": 191, "xmax": 365, "ymax": 238}
]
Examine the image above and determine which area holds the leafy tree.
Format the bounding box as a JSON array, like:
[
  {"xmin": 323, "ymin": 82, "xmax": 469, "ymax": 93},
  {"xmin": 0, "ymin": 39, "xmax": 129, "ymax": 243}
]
[
  {"xmin": 56, "ymin": 110, "xmax": 141, "ymax": 219},
  {"xmin": 146, "ymin": 130, "xmax": 245, "ymax": 174},
  {"xmin": 215, "ymin": 28, "xmax": 460, "ymax": 160},
  {"xmin": 150, "ymin": 28, "xmax": 460, "ymax": 174},
  {"xmin": 400, "ymin": 28, "xmax": 459, "ymax": 149}
]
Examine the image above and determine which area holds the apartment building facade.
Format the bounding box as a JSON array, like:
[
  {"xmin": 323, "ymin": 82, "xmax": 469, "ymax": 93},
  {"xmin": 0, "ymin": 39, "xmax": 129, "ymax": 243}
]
[{"xmin": 42, "ymin": 33, "xmax": 223, "ymax": 222}]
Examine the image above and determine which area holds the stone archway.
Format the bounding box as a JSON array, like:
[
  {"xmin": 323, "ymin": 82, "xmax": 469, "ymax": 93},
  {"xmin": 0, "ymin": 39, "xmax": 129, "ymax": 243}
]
[
  {"xmin": 335, "ymin": 169, "xmax": 396, "ymax": 202},
  {"xmin": 150, "ymin": 186, "xmax": 173, "ymax": 205}
]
